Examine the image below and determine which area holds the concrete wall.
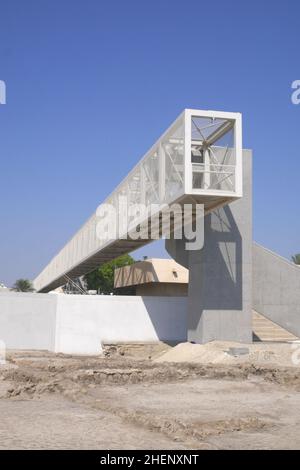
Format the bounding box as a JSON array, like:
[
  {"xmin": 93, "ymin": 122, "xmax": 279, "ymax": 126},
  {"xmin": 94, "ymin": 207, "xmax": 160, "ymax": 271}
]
[
  {"xmin": 55, "ymin": 295, "xmax": 186, "ymax": 353},
  {"xmin": 0, "ymin": 292, "xmax": 187, "ymax": 354},
  {"xmin": 0, "ymin": 291, "xmax": 57, "ymax": 350},
  {"xmin": 253, "ymin": 243, "xmax": 300, "ymax": 337},
  {"xmin": 2, "ymin": 241, "xmax": 299, "ymax": 354}
]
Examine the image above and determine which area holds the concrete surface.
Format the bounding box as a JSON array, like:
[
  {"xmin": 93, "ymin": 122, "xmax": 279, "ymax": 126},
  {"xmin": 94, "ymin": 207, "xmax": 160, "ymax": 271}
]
[
  {"xmin": 166, "ymin": 149, "xmax": 253, "ymax": 344},
  {"xmin": 253, "ymin": 243, "xmax": 300, "ymax": 337}
]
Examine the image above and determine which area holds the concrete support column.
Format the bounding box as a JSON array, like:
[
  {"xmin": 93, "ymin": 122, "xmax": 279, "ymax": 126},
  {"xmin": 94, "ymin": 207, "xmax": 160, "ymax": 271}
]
[{"xmin": 166, "ymin": 149, "xmax": 253, "ymax": 344}]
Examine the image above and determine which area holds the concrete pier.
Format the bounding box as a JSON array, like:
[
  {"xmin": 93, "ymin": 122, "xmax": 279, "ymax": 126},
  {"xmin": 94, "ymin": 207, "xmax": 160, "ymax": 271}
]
[{"xmin": 166, "ymin": 150, "xmax": 253, "ymax": 343}]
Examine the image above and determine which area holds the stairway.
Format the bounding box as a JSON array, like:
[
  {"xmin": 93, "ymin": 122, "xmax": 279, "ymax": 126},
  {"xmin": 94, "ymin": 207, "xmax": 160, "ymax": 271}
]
[
  {"xmin": 253, "ymin": 243, "xmax": 300, "ymax": 339},
  {"xmin": 252, "ymin": 310, "xmax": 299, "ymax": 342}
]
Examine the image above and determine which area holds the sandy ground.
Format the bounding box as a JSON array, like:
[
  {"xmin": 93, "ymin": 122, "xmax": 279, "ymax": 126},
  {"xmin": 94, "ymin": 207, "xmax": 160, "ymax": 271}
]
[
  {"xmin": 154, "ymin": 340, "xmax": 300, "ymax": 367},
  {"xmin": 0, "ymin": 342, "xmax": 300, "ymax": 450}
]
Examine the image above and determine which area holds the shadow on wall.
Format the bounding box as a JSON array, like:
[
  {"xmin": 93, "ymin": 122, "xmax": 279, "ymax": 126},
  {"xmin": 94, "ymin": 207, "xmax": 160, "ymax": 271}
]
[{"xmin": 141, "ymin": 296, "xmax": 187, "ymax": 343}]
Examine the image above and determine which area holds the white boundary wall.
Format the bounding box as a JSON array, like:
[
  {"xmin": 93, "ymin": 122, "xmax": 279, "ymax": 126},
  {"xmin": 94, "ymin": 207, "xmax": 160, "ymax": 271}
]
[
  {"xmin": 0, "ymin": 292, "xmax": 187, "ymax": 355},
  {"xmin": 0, "ymin": 291, "xmax": 57, "ymax": 351}
]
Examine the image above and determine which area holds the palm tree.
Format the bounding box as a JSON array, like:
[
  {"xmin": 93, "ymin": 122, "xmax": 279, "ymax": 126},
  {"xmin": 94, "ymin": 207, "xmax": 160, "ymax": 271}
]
[
  {"xmin": 291, "ymin": 254, "xmax": 300, "ymax": 265},
  {"xmin": 13, "ymin": 279, "xmax": 35, "ymax": 292}
]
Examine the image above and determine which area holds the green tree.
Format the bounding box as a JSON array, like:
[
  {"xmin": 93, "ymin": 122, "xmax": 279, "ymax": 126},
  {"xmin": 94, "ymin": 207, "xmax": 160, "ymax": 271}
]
[
  {"xmin": 292, "ymin": 254, "xmax": 300, "ymax": 265},
  {"xmin": 13, "ymin": 279, "xmax": 35, "ymax": 292},
  {"xmin": 84, "ymin": 254, "xmax": 135, "ymax": 294}
]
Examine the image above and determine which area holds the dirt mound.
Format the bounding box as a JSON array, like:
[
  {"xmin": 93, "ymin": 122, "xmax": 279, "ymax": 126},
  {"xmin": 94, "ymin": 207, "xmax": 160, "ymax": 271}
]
[{"xmin": 154, "ymin": 341, "xmax": 300, "ymax": 367}]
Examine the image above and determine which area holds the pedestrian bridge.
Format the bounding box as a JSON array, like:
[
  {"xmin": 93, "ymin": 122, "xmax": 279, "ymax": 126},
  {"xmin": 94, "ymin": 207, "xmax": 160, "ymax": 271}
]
[{"xmin": 34, "ymin": 109, "xmax": 243, "ymax": 292}]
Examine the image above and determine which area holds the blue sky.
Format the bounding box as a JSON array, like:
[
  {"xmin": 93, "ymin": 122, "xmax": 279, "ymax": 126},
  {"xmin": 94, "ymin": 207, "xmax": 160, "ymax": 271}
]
[{"xmin": 0, "ymin": 0, "xmax": 299, "ymax": 286}]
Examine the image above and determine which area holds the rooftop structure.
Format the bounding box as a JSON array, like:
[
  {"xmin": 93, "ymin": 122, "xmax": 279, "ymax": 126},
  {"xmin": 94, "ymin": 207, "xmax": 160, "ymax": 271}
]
[{"xmin": 114, "ymin": 258, "xmax": 189, "ymax": 296}]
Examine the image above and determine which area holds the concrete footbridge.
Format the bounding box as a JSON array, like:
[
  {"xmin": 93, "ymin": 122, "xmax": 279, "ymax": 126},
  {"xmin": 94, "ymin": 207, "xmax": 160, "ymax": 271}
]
[{"xmin": 34, "ymin": 109, "xmax": 243, "ymax": 294}]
